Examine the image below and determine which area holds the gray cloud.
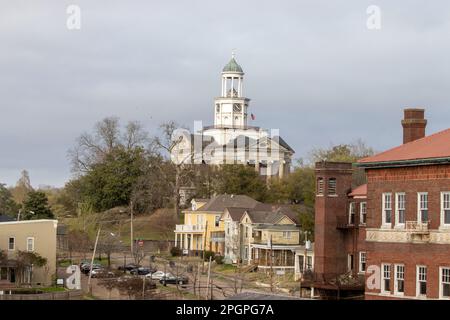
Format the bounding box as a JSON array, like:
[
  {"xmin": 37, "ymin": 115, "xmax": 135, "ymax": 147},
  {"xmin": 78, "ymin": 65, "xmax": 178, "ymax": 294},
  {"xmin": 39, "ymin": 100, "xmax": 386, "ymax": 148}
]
[{"xmin": 1, "ymin": 0, "xmax": 450, "ymax": 187}]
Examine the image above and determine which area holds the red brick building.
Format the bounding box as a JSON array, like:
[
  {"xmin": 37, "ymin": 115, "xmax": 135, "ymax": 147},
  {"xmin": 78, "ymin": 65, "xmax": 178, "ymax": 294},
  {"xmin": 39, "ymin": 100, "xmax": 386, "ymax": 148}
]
[
  {"xmin": 311, "ymin": 162, "xmax": 367, "ymax": 299},
  {"xmin": 358, "ymin": 108, "xmax": 450, "ymax": 300},
  {"xmin": 311, "ymin": 108, "xmax": 450, "ymax": 300}
]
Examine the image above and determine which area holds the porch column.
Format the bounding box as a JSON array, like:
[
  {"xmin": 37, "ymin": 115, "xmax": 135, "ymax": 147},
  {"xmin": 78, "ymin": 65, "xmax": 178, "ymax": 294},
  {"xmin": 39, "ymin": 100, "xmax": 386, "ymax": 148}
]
[
  {"xmin": 248, "ymin": 246, "xmax": 252, "ymax": 265},
  {"xmin": 175, "ymin": 233, "xmax": 178, "ymax": 248},
  {"xmin": 184, "ymin": 233, "xmax": 188, "ymax": 250},
  {"xmin": 190, "ymin": 233, "xmax": 194, "ymax": 250},
  {"xmin": 279, "ymin": 161, "xmax": 285, "ymax": 178}
]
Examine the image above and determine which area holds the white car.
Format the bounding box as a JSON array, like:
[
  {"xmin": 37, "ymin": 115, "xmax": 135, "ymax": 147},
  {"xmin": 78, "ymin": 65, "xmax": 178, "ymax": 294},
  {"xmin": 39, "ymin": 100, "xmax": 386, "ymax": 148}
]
[{"xmin": 145, "ymin": 271, "xmax": 172, "ymax": 280}]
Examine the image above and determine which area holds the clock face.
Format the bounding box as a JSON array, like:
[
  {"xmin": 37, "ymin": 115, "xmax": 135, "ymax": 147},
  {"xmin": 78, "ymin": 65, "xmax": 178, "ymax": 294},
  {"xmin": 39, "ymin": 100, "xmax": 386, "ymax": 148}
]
[{"xmin": 233, "ymin": 103, "xmax": 242, "ymax": 112}]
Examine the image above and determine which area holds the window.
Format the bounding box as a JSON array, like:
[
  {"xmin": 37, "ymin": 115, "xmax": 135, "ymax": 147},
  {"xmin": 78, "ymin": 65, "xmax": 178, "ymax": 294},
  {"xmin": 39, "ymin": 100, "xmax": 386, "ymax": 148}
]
[
  {"xmin": 441, "ymin": 192, "xmax": 450, "ymax": 226},
  {"xmin": 244, "ymin": 246, "xmax": 248, "ymax": 259},
  {"xmin": 348, "ymin": 254, "xmax": 354, "ymax": 272},
  {"xmin": 245, "ymin": 226, "xmax": 248, "ymax": 238},
  {"xmin": 382, "ymin": 264, "xmax": 391, "ymax": 294},
  {"xmin": 27, "ymin": 237, "xmax": 34, "ymax": 252},
  {"xmin": 417, "ymin": 266, "xmax": 427, "ymax": 297},
  {"xmin": 395, "ymin": 193, "xmax": 406, "ymax": 226},
  {"xmin": 216, "ymin": 104, "xmax": 220, "ymax": 112},
  {"xmin": 0, "ymin": 267, "xmax": 7, "ymax": 280},
  {"xmin": 359, "ymin": 252, "xmax": 367, "ymax": 273},
  {"xmin": 349, "ymin": 202, "xmax": 356, "ymax": 225},
  {"xmin": 306, "ymin": 256, "xmax": 313, "ymax": 270},
  {"xmin": 418, "ymin": 193, "xmax": 428, "ymax": 223},
  {"xmin": 440, "ymin": 267, "xmax": 450, "ymax": 299},
  {"xmin": 317, "ymin": 178, "xmax": 324, "ymax": 195},
  {"xmin": 394, "ymin": 265, "xmax": 405, "ymax": 295},
  {"xmin": 360, "ymin": 202, "xmax": 367, "ymax": 225},
  {"xmin": 283, "ymin": 231, "xmax": 291, "ymax": 239},
  {"xmin": 382, "ymin": 193, "xmax": 392, "ymax": 226},
  {"xmin": 8, "ymin": 237, "xmax": 15, "ymax": 251},
  {"xmin": 328, "ymin": 178, "xmax": 337, "ymax": 195},
  {"xmin": 215, "ymin": 215, "xmax": 220, "ymax": 227}
]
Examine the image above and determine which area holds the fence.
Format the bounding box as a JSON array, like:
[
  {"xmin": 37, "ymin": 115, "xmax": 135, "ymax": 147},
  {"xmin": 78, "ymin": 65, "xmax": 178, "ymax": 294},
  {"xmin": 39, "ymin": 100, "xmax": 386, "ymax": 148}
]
[{"xmin": 0, "ymin": 289, "xmax": 83, "ymax": 300}]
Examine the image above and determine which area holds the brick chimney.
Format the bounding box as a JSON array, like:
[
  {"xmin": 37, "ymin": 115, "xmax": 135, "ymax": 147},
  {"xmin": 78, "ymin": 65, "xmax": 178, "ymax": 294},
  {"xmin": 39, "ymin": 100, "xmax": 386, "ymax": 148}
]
[{"xmin": 401, "ymin": 108, "xmax": 427, "ymax": 144}]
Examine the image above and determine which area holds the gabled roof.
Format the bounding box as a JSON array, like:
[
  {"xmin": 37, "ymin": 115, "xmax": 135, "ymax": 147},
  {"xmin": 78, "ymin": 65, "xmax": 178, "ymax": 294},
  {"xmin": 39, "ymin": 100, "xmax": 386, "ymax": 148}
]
[
  {"xmin": 223, "ymin": 207, "xmax": 249, "ymax": 221},
  {"xmin": 244, "ymin": 210, "xmax": 296, "ymax": 225},
  {"xmin": 358, "ymin": 128, "xmax": 450, "ymax": 167},
  {"xmin": 199, "ymin": 194, "xmax": 265, "ymax": 212}
]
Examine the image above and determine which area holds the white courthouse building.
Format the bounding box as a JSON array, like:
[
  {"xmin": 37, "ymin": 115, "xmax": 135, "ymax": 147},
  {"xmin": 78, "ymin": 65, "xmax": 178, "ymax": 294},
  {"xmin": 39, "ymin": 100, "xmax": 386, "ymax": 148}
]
[{"xmin": 171, "ymin": 54, "xmax": 294, "ymax": 180}]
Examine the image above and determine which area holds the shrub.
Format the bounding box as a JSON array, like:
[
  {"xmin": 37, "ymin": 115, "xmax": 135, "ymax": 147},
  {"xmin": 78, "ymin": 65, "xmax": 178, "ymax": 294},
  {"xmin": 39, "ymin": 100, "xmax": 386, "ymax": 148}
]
[
  {"xmin": 214, "ymin": 255, "xmax": 224, "ymax": 265},
  {"xmin": 170, "ymin": 247, "xmax": 182, "ymax": 257},
  {"xmin": 203, "ymin": 250, "xmax": 215, "ymax": 261}
]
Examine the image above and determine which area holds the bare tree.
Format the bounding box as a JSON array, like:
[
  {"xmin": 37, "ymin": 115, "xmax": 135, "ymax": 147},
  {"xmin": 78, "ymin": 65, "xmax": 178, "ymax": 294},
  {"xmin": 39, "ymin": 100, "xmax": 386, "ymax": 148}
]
[
  {"xmin": 69, "ymin": 117, "xmax": 149, "ymax": 174},
  {"xmin": 151, "ymin": 121, "xmax": 197, "ymax": 217}
]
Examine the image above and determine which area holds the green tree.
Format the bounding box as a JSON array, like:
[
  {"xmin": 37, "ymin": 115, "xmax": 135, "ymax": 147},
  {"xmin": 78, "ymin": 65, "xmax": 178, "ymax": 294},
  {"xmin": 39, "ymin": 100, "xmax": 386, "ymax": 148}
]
[
  {"xmin": 80, "ymin": 147, "xmax": 146, "ymax": 212},
  {"xmin": 22, "ymin": 191, "xmax": 54, "ymax": 220},
  {"xmin": 0, "ymin": 183, "xmax": 19, "ymax": 217},
  {"xmin": 211, "ymin": 165, "xmax": 268, "ymax": 201},
  {"xmin": 285, "ymin": 167, "xmax": 316, "ymax": 207}
]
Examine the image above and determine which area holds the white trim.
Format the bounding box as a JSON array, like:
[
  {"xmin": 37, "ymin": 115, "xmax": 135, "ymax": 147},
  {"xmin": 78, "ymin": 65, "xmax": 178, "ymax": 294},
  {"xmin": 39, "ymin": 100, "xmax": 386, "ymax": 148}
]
[
  {"xmin": 358, "ymin": 251, "xmax": 366, "ymax": 274},
  {"xmin": 359, "ymin": 202, "xmax": 367, "ymax": 226},
  {"xmin": 416, "ymin": 265, "xmax": 427, "ymax": 298},
  {"xmin": 395, "ymin": 192, "xmax": 406, "ymax": 228},
  {"xmin": 394, "ymin": 264, "xmax": 405, "ymax": 296},
  {"xmin": 441, "ymin": 192, "xmax": 450, "ymax": 228},
  {"xmin": 26, "ymin": 237, "xmax": 35, "ymax": 252},
  {"xmin": 8, "ymin": 236, "xmax": 15, "ymax": 251},
  {"xmin": 382, "ymin": 193, "xmax": 392, "ymax": 228},
  {"xmin": 0, "ymin": 219, "xmax": 58, "ymax": 226},
  {"xmin": 381, "ymin": 263, "xmax": 391, "ymax": 294},
  {"xmin": 349, "ymin": 202, "xmax": 356, "ymax": 225},
  {"xmin": 417, "ymin": 192, "xmax": 428, "ymax": 223},
  {"xmin": 439, "ymin": 266, "xmax": 450, "ymax": 299}
]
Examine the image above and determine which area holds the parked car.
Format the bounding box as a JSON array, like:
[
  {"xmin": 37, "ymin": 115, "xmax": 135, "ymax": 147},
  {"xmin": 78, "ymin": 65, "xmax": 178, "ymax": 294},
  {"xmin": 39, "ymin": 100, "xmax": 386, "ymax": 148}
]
[
  {"xmin": 145, "ymin": 271, "xmax": 172, "ymax": 280},
  {"xmin": 90, "ymin": 268, "xmax": 115, "ymax": 278},
  {"xmin": 118, "ymin": 263, "xmax": 141, "ymax": 272},
  {"xmin": 130, "ymin": 267, "xmax": 157, "ymax": 275},
  {"xmin": 81, "ymin": 263, "xmax": 102, "ymax": 274},
  {"xmin": 159, "ymin": 275, "xmax": 189, "ymax": 285}
]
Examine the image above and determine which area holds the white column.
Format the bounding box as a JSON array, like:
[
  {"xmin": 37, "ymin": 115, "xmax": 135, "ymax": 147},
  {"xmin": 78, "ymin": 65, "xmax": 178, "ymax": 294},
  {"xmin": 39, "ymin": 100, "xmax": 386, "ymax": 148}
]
[
  {"xmin": 279, "ymin": 161, "xmax": 285, "ymax": 178},
  {"xmin": 239, "ymin": 77, "xmax": 243, "ymax": 97},
  {"xmin": 190, "ymin": 233, "xmax": 194, "ymax": 250},
  {"xmin": 231, "ymin": 77, "xmax": 234, "ymax": 95},
  {"xmin": 175, "ymin": 233, "xmax": 178, "ymax": 248},
  {"xmin": 184, "ymin": 233, "xmax": 188, "ymax": 250}
]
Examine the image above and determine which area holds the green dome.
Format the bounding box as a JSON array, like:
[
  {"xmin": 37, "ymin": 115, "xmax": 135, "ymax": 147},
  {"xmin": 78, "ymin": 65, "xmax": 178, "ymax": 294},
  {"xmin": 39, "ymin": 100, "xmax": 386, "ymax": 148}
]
[{"xmin": 222, "ymin": 57, "xmax": 243, "ymax": 73}]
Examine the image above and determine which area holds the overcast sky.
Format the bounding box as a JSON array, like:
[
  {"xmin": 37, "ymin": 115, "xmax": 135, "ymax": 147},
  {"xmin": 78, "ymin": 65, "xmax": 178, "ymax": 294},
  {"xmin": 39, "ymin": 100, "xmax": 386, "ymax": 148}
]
[{"xmin": 1, "ymin": 0, "xmax": 450, "ymax": 188}]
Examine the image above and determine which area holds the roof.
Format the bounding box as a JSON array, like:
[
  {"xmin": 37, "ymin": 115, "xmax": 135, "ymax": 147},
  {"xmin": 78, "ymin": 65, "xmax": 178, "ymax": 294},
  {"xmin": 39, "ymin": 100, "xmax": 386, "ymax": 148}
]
[
  {"xmin": 252, "ymin": 224, "xmax": 299, "ymax": 231},
  {"xmin": 224, "ymin": 207, "xmax": 249, "ymax": 221},
  {"xmin": 358, "ymin": 128, "xmax": 450, "ymax": 167},
  {"xmin": 222, "ymin": 57, "xmax": 243, "ymax": 73},
  {"xmin": 245, "ymin": 210, "xmax": 296, "ymax": 225},
  {"xmin": 198, "ymin": 194, "xmax": 265, "ymax": 212},
  {"xmin": 348, "ymin": 184, "xmax": 367, "ymax": 197},
  {"xmin": 192, "ymin": 198, "xmax": 209, "ymax": 203}
]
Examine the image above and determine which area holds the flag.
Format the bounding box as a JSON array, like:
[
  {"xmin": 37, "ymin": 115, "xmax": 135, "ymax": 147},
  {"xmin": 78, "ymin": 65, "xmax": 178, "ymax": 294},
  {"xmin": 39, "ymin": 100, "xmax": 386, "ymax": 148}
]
[{"xmin": 251, "ymin": 113, "xmax": 255, "ymax": 120}]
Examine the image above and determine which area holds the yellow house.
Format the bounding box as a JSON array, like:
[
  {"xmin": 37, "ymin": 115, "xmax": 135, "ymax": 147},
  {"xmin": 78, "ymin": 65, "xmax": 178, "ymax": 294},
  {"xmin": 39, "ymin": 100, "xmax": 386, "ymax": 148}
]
[{"xmin": 174, "ymin": 195, "xmax": 266, "ymax": 255}]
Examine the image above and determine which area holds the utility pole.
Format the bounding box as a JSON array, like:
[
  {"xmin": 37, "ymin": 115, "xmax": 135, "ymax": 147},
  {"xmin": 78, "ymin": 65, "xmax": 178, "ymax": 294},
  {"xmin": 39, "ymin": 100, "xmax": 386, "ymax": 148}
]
[
  {"xmin": 88, "ymin": 226, "xmax": 101, "ymax": 294},
  {"xmin": 205, "ymin": 256, "xmax": 212, "ymax": 300},
  {"xmin": 202, "ymin": 221, "xmax": 208, "ymax": 273},
  {"xmin": 130, "ymin": 200, "xmax": 134, "ymax": 258},
  {"xmin": 270, "ymin": 234, "xmax": 273, "ymax": 293}
]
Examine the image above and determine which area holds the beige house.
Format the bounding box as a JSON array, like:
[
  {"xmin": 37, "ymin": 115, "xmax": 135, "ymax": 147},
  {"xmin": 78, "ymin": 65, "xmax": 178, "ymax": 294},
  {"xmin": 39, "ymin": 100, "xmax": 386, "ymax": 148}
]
[{"xmin": 0, "ymin": 219, "xmax": 57, "ymax": 287}]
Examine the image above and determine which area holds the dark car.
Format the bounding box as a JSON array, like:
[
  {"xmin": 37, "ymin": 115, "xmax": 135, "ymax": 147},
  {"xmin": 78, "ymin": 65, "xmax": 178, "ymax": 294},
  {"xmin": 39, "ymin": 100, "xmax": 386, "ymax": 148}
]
[
  {"xmin": 159, "ymin": 275, "xmax": 189, "ymax": 285},
  {"xmin": 81, "ymin": 263, "xmax": 102, "ymax": 274},
  {"xmin": 130, "ymin": 267, "xmax": 157, "ymax": 275},
  {"xmin": 118, "ymin": 263, "xmax": 141, "ymax": 272}
]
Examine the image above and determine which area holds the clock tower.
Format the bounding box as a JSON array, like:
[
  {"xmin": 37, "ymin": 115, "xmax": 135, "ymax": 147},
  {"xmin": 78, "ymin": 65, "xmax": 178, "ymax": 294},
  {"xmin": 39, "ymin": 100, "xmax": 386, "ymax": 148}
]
[{"xmin": 214, "ymin": 53, "xmax": 250, "ymax": 128}]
